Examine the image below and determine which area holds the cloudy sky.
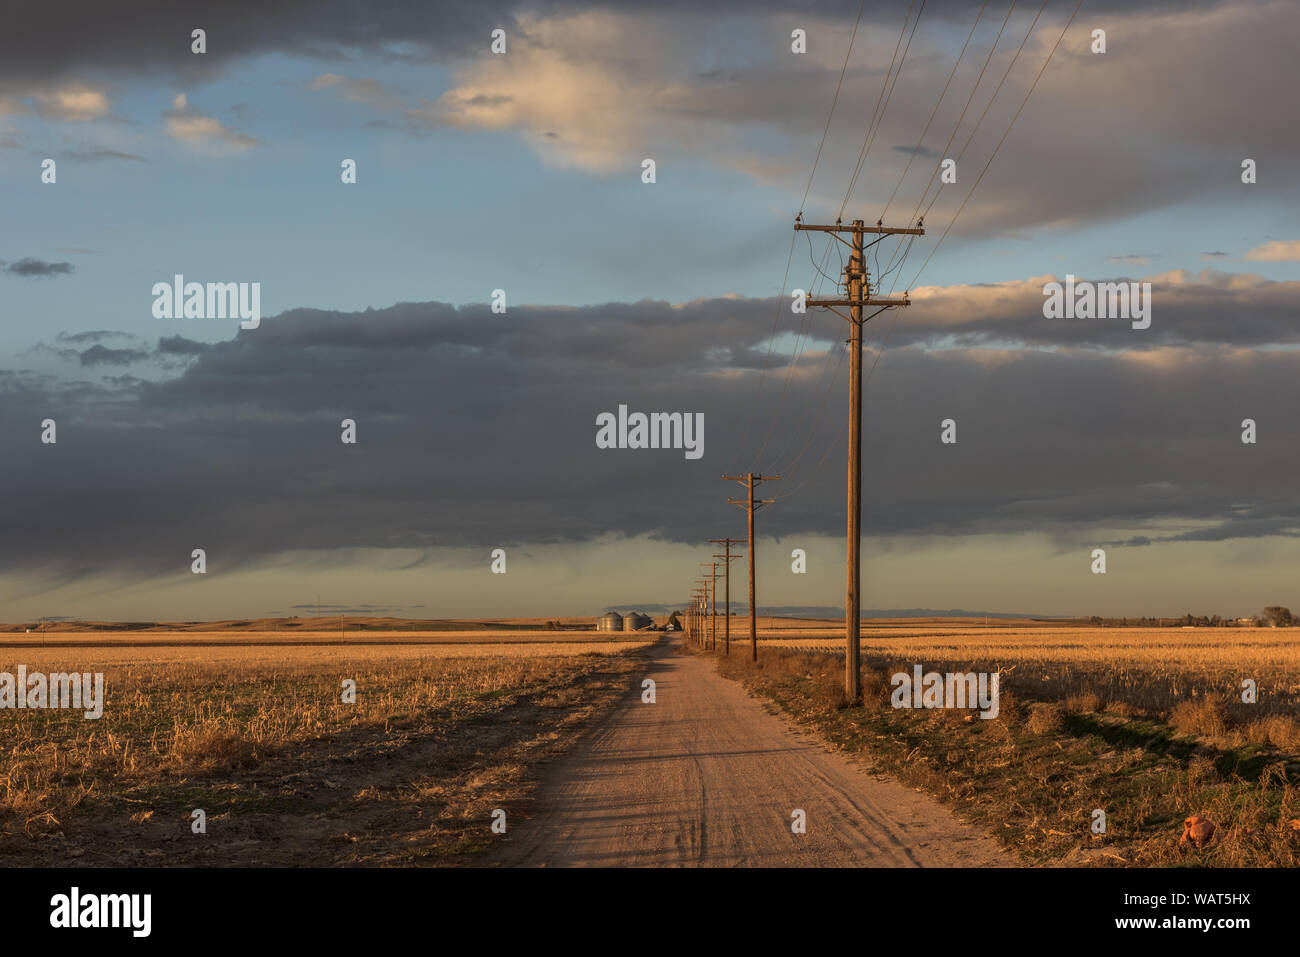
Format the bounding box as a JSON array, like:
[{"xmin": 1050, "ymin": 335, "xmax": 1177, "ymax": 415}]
[{"xmin": 2, "ymin": 0, "xmax": 1297, "ymax": 621}]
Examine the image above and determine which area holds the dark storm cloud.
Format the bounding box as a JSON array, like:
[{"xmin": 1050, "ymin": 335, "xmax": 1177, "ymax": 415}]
[
  {"xmin": 77, "ymin": 344, "xmax": 151, "ymax": 367},
  {"xmin": 157, "ymin": 335, "xmax": 212, "ymax": 356},
  {"xmin": 2, "ymin": 258, "xmax": 74, "ymax": 277},
  {"xmin": 0, "ymin": 0, "xmax": 1224, "ymax": 89},
  {"xmin": 1, "ymin": 275, "xmax": 1297, "ymax": 578},
  {"xmin": 0, "ymin": 1, "xmax": 493, "ymax": 87}
]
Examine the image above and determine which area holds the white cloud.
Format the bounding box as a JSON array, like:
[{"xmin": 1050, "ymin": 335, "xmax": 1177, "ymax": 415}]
[
  {"xmin": 1245, "ymin": 240, "xmax": 1300, "ymax": 262},
  {"xmin": 32, "ymin": 85, "xmax": 109, "ymax": 120},
  {"xmin": 164, "ymin": 92, "xmax": 258, "ymax": 150},
  {"xmin": 417, "ymin": 10, "xmax": 829, "ymax": 175}
]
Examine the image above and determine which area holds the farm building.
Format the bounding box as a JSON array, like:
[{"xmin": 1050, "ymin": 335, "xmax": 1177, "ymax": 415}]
[
  {"xmin": 623, "ymin": 611, "xmax": 653, "ymax": 631},
  {"xmin": 597, "ymin": 611, "xmax": 624, "ymax": 632}
]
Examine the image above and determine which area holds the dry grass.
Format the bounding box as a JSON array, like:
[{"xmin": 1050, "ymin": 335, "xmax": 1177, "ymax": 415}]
[
  {"xmin": 760, "ymin": 624, "xmax": 1300, "ymax": 753},
  {"xmin": 1027, "ymin": 702, "xmax": 1066, "ymax": 735},
  {"xmin": 0, "ymin": 639, "xmax": 652, "ymax": 865},
  {"xmin": 0, "ymin": 636, "xmax": 652, "ymax": 667}
]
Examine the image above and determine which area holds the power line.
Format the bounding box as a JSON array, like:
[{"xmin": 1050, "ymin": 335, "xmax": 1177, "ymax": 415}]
[
  {"xmin": 889, "ymin": 0, "xmax": 1020, "ymax": 251},
  {"xmin": 775, "ymin": 303, "xmax": 898, "ymax": 501},
  {"xmin": 878, "ymin": 0, "xmax": 991, "ymax": 224},
  {"xmin": 906, "ymin": 0, "xmax": 1084, "ymax": 292},
  {"xmin": 840, "ymin": 0, "xmax": 927, "ymax": 219},
  {"xmin": 743, "ymin": 233, "xmax": 827, "ymax": 471},
  {"xmin": 773, "ymin": 336, "xmax": 848, "ymax": 474},
  {"xmin": 799, "ymin": 0, "xmax": 868, "ymax": 215},
  {"xmin": 708, "ymin": 538, "xmax": 745, "ymax": 655},
  {"xmin": 876, "ymin": 0, "xmax": 1045, "ymax": 285},
  {"xmin": 736, "ymin": 0, "xmax": 870, "ymax": 474},
  {"xmin": 726, "ymin": 229, "xmax": 798, "ymax": 476},
  {"xmin": 919, "ymin": 0, "xmax": 1051, "ymax": 224},
  {"xmin": 722, "ymin": 472, "xmax": 779, "ymax": 662}
]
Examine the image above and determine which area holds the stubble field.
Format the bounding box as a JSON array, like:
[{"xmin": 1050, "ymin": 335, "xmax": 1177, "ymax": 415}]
[{"xmin": 0, "ymin": 625, "xmax": 653, "ymax": 866}]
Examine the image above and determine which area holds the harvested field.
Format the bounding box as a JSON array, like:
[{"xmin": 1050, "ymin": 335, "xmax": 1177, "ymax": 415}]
[{"xmin": 0, "ymin": 630, "xmax": 656, "ymax": 865}]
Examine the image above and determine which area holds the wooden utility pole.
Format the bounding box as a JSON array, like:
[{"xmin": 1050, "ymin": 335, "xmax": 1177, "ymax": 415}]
[
  {"xmin": 723, "ymin": 472, "xmax": 779, "ymax": 661},
  {"xmin": 709, "ymin": 538, "xmax": 744, "ymax": 655},
  {"xmin": 795, "ymin": 215, "xmax": 923, "ymax": 700},
  {"xmin": 699, "ymin": 562, "xmax": 719, "ymax": 649}
]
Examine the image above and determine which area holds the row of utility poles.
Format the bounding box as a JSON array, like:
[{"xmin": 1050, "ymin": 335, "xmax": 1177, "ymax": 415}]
[
  {"xmin": 684, "ymin": 473, "xmax": 776, "ymax": 662},
  {"xmin": 681, "ymin": 214, "xmax": 923, "ymax": 701}
]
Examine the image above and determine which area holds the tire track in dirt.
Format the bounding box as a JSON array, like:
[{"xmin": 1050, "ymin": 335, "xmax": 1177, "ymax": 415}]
[{"xmin": 492, "ymin": 639, "xmax": 1007, "ymax": 867}]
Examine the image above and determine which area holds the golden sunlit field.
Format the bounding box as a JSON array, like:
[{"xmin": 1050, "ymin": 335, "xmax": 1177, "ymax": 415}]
[
  {"xmin": 761, "ymin": 620, "xmax": 1300, "ymax": 732},
  {"xmin": 0, "ymin": 624, "xmax": 654, "ymax": 866},
  {"xmin": 7, "ymin": 613, "xmax": 1299, "ymax": 867},
  {"xmin": 699, "ymin": 617, "xmax": 1300, "ymax": 866}
]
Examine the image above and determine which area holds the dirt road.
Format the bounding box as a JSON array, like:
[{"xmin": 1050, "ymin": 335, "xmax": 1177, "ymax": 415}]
[{"xmin": 492, "ymin": 639, "xmax": 1006, "ymax": 867}]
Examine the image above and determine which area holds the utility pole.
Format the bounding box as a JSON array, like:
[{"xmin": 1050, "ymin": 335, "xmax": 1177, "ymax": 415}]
[
  {"xmin": 795, "ymin": 215, "xmax": 924, "ymax": 701},
  {"xmin": 709, "ymin": 562, "xmax": 718, "ymax": 649},
  {"xmin": 699, "ymin": 563, "xmax": 718, "ymax": 649},
  {"xmin": 694, "ymin": 585, "xmax": 708, "ymax": 646},
  {"xmin": 723, "ymin": 472, "xmax": 779, "ymax": 662},
  {"xmin": 709, "ymin": 538, "xmax": 744, "ymax": 655}
]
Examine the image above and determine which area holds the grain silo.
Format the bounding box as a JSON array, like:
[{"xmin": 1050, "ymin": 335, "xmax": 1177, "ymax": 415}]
[
  {"xmin": 623, "ymin": 611, "xmax": 653, "ymax": 631},
  {"xmin": 597, "ymin": 611, "xmax": 624, "ymax": 632}
]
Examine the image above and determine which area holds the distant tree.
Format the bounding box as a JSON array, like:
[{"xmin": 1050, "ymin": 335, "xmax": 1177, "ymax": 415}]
[{"xmin": 1261, "ymin": 606, "xmax": 1294, "ymax": 627}]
